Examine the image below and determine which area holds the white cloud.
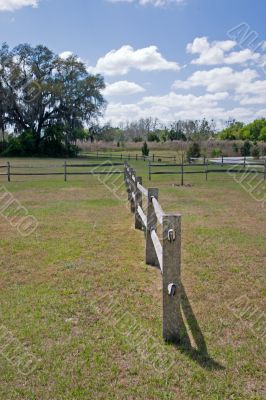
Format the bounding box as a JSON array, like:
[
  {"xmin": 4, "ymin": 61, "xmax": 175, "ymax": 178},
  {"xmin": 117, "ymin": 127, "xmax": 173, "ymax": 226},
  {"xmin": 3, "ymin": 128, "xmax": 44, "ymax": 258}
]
[
  {"xmin": 172, "ymin": 67, "xmax": 259, "ymax": 93},
  {"xmin": 235, "ymin": 78, "xmax": 266, "ymax": 105},
  {"xmin": 256, "ymin": 109, "xmax": 266, "ymax": 118},
  {"xmin": 260, "ymin": 41, "xmax": 266, "ymax": 52},
  {"xmin": 237, "ymin": 94, "xmax": 266, "ymax": 106},
  {"xmin": 104, "ymin": 91, "xmax": 236, "ymax": 125},
  {"xmin": 88, "ymin": 45, "xmax": 180, "ymax": 76},
  {"xmin": 140, "ymin": 91, "xmax": 228, "ymax": 109},
  {"xmin": 104, "ymin": 80, "xmax": 145, "ymax": 96},
  {"xmin": 104, "ymin": 98, "xmax": 254, "ymax": 125},
  {"xmin": 59, "ymin": 51, "xmax": 74, "ymax": 60},
  {"xmin": 187, "ymin": 37, "xmax": 260, "ymax": 65},
  {"xmin": 172, "ymin": 66, "xmax": 266, "ymax": 108},
  {"xmin": 107, "ymin": 0, "xmax": 185, "ymax": 7},
  {"xmin": 0, "ymin": 0, "xmax": 37, "ymax": 11}
]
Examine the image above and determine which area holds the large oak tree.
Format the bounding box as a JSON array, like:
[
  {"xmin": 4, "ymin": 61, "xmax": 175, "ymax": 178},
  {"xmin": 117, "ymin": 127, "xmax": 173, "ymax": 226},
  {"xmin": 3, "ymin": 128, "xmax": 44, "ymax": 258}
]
[{"xmin": 0, "ymin": 43, "xmax": 106, "ymax": 151}]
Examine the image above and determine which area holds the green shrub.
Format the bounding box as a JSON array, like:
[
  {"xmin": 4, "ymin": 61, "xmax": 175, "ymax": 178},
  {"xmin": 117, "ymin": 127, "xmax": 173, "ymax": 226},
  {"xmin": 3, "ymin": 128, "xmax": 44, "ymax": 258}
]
[
  {"xmin": 232, "ymin": 143, "xmax": 239, "ymax": 153},
  {"xmin": 3, "ymin": 130, "xmax": 37, "ymax": 156},
  {"xmin": 187, "ymin": 142, "xmax": 201, "ymax": 160},
  {"xmin": 168, "ymin": 130, "xmax": 187, "ymax": 141},
  {"xmin": 0, "ymin": 141, "xmax": 8, "ymax": 154},
  {"xmin": 240, "ymin": 140, "xmax": 252, "ymax": 157},
  {"xmin": 160, "ymin": 131, "xmax": 167, "ymax": 142},
  {"xmin": 251, "ymin": 146, "xmax": 260, "ymax": 159},
  {"xmin": 147, "ymin": 132, "xmax": 160, "ymax": 142},
  {"xmin": 211, "ymin": 148, "xmax": 222, "ymax": 157},
  {"xmin": 133, "ymin": 136, "xmax": 143, "ymax": 143},
  {"xmin": 141, "ymin": 141, "xmax": 149, "ymax": 157},
  {"xmin": 1, "ymin": 125, "xmax": 80, "ymax": 157},
  {"xmin": 2, "ymin": 138, "xmax": 24, "ymax": 156},
  {"xmin": 259, "ymin": 127, "xmax": 266, "ymax": 142},
  {"xmin": 240, "ymin": 128, "xmax": 251, "ymax": 140}
]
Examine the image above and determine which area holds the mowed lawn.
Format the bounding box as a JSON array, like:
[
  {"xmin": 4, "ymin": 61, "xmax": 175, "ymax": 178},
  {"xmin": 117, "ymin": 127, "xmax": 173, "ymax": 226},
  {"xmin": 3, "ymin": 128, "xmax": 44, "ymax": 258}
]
[{"xmin": 0, "ymin": 157, "xmax": 265, "ymax": 399}]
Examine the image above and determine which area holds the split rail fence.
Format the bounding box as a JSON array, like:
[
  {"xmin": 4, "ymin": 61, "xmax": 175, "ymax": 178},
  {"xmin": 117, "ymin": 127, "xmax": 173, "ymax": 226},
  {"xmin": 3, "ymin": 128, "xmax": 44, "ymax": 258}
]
[
  {"xmin": 83, "ymin": 152, "xmax": 177, "ymax": 163},
  {"xmin": 0, "ymin": 162, "xmax": 124, "ymax": 182},
  {"xmin": 124, "ymin": 162, "xmax": 182, "ymax": 342},
  {"xmin": 148, "ymin": 158, "xmax": 266, "ymax": 182}
]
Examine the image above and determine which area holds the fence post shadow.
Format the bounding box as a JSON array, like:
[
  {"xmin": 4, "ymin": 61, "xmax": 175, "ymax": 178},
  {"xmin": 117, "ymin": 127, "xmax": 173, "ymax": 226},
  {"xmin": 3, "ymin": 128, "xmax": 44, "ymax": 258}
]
[{"xmin": 170, "ymin": 283, "xmax": 225, "ymax": 371}]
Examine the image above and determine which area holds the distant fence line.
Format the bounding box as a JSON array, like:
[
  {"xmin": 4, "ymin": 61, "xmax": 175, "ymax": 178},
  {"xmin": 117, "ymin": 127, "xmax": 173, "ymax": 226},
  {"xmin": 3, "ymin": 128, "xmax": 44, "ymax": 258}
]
[
  {"xmin": 83, "ymin": 151, "xmax": 177, "ymax": 163},
  {"xmin": 148, "ymin": 157, "xmax": 266, "ymax": 183},
  {"xmin": 124, "ymin": 162, "xmax": 182, "ymax": 342},
  {"xmin": 0, "ymin": 162, "xmax": 124, "ymax": 182}
]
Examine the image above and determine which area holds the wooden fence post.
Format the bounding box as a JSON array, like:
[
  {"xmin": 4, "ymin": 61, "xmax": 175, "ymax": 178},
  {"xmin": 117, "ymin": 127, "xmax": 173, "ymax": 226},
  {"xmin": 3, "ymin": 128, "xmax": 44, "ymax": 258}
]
[
  {"xmin": 181, "ymin": 154, "xmax": 184, "ymax": 186},
  {"xmin": 124, "ymin": 163, "xmax": 130, "ymax": 201},
  {"xmin": 162, "ymin": 214, "xmax": 182, "ymax": 342},
  {"xmin": 7, "ymin": 162, "xmax": 10, "ymax": 182},
  {"xmin": 129, "ymin": 168, "xmax": 135, "ymax": 213},
  {"xmin": 148, "ymin": 161, "xmax": 151, "ymax": 181},
  {"xmin": 264, "ymin": 160, "xmax": 266, "ymax": 181},
  {"xmin": 124, "ymin": 162, "xmax": 127, "ymax": 184},
  {"xmin": 64, "ymin": 161, "xmax": 67, "ymax": 182},
  {"xmin": 126, "ymin": 169, "xmax": 131, "ymax": 201},
  {"xmin": 134, "ymin": 177, "xmax": 143, "ymax": 230},
  {"xmin": 146, "ymin": 188, "xmax": 159, "ymax": 267},
  {"xmin": 205, "ymin": 159, "xmax": 209, "ymax": 181}
]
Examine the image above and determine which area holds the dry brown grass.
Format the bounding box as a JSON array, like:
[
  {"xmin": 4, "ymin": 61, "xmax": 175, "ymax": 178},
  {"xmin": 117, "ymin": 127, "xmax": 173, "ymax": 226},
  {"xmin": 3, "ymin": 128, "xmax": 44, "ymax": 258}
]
[{"xmin": 0, "ymin": 156, "xmax": 265, "ymax": 399}]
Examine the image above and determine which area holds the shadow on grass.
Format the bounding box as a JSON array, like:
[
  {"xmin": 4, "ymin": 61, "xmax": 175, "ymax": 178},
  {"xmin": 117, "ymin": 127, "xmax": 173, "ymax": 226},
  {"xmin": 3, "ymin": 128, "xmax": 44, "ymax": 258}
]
[{"xmin": 170, "ymin": 283, "xmax": 224, "ymax": 371}]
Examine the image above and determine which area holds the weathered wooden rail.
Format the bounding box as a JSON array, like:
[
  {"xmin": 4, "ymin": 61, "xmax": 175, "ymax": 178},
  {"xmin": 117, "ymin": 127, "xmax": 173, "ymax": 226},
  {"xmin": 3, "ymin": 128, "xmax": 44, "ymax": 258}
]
[
  {"xmin": 148, "ymin": 158, "xmax": 266, "ymax": 182},
  {"xmin": 83, "ymin": 151, "xmax": 176, "ymax": 163},
  {"xmin": 124, "ymin": 162, "xmax": 182, "ymax": 342},
  {"xmin": 0, "ymin": 162, "xmax": 124, "ymax": 182}
]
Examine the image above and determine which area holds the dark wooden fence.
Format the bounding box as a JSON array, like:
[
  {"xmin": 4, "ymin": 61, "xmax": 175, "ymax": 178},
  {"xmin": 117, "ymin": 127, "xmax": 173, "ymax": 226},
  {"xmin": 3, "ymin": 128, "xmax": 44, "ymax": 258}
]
[
  {"xmin": 82, "ymin": 152, "xmax": 177, "ymax": 163},
  {"xmin": 148, "ymin": 158, "xmax": 266, "ymax": 183},
  {"xmin": 0, "ymin": 162, "xmax": 124, "ymax": 182},
  {"xmin": 124, "ymin": 162, "xmax": 182, "ymax": 342}
]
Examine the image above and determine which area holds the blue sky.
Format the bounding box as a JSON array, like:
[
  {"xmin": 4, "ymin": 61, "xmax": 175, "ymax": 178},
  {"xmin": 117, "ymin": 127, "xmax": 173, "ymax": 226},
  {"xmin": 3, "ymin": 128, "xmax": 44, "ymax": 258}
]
[{"xmin": 0, "ymin": 0, "xmax": 265, "ymax": 126}]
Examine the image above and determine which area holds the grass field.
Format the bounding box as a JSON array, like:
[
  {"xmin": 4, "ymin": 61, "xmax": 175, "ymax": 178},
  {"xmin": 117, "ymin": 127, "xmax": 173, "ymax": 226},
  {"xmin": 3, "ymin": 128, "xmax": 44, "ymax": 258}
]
[{"xmin": 0, "ymin": 155, "xmax": 265, "ymax": 399}]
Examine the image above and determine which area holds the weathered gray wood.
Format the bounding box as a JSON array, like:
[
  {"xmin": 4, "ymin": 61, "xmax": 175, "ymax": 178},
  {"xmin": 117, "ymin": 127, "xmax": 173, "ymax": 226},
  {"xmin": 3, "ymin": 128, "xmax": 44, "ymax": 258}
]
[
  {"xmin": 137, "ymin": 205, "xmax": 147, "ymax": 228},
  {"xmin": 7, "ymin": 162, "xmax": 10, "ymax": 182},
  {"xmin": 162, "ymin": 214, "xmax": 182, "ymax": 342},
  {"xmin": 124, "ymin": 163, "xmax": 128, "ymax": 188},
  {"xmin": 146, "ymin": 188, "xmax": 159, "ymax": 267},
  {"xmin": 68, "ymin": 163, "xmax": 124, "ymax": 167},
  {"xmin": 151, "ymin": 196, "xmax": 164, "ymax": 225},
  {"xmin": 135, "ymin": 177, "xmax": 143, "ymax": 230},
  {"xmin": 9, "ymin": 171, "xmax": 124, "ymax": 176},
  {"xmin": 137, "ymin": 182, "xmax": 148, "ymax": 197},
  {"xmin": 129, "ymin": 168, "xmax": 135, "ymax": 213},
  {"xmin": 151, "ymin": 230, "xmax": 162, "ymax": 270},
  {"xmin": 64, "ymin": 161, "xmax": 67, "ymax": 182}
]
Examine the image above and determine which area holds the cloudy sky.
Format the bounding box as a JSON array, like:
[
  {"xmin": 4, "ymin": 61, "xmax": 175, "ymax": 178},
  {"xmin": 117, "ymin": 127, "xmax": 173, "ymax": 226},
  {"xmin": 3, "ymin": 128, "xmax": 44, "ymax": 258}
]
[{"xmin": 0, "ymin": 0, "xmax": 265, "ymax": 125}]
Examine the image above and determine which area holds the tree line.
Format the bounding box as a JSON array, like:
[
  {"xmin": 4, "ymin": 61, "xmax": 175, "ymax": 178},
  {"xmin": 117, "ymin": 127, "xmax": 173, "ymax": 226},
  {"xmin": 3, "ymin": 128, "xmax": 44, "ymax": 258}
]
[{"xmin": 91, "ymin": 118, "xmax": 266, "ymax": 145}]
